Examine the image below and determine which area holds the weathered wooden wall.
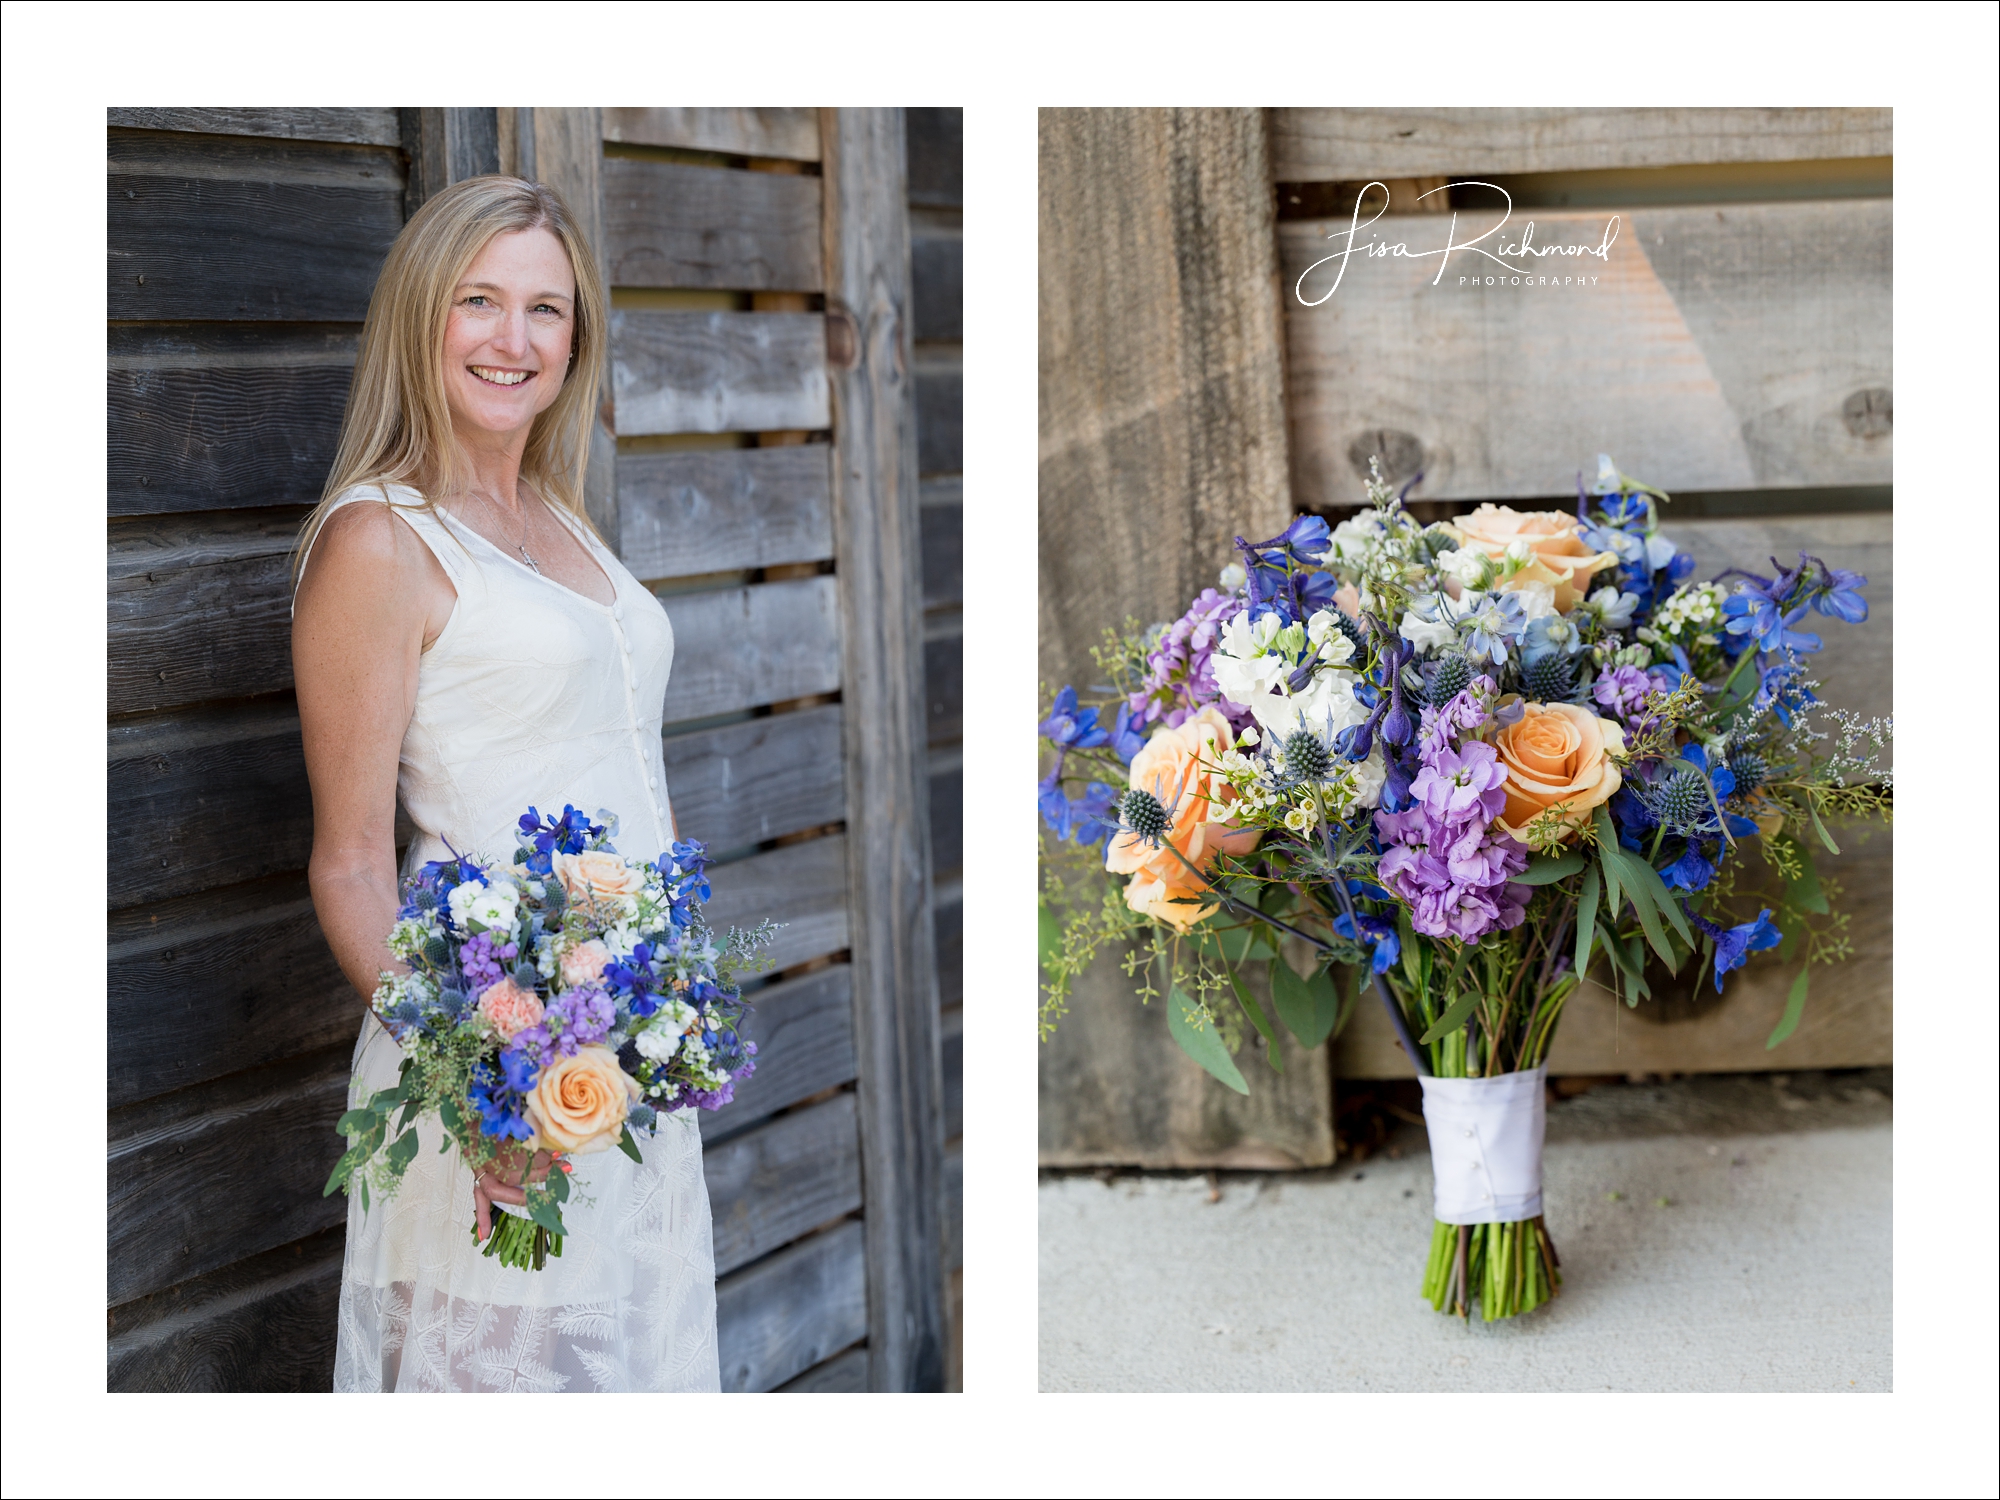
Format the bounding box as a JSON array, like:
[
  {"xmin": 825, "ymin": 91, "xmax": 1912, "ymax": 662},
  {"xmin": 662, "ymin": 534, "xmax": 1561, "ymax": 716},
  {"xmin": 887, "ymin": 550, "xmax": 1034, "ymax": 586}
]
[
  {"xmin": 108, "ymin": 105, "xmax": 947, "ymax": 1391},
  {"xmin": 1035, "ymin": 109, "xmax": 1335, "ymax": 1169},
  {"xmin": 1038, "ymin": 107, "xmax": 1894, "ymax": 1165}
]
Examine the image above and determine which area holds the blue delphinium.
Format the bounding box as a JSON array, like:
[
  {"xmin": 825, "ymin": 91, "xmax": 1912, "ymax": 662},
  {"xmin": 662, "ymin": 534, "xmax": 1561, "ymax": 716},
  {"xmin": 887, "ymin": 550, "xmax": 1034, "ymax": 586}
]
[
  {"xmin": 1334, "ymin": 909, "xmax": 1402, "ymax": 973},
  {"xmin": 1688, "ymin": 907, "xmax": 1783, "ymax": 992}
]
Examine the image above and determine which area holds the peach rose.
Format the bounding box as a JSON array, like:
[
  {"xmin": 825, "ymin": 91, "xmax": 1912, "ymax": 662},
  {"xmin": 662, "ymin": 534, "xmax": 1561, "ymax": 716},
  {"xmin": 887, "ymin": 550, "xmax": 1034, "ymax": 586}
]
[
  {"xmin": 559, "ymin": 938, "xmax": 613, "ymax": 989},
  {"xmin": 1104, "ymin": 706, "xmax": 1261, "ymax": 931},
  {"xmin": 553, "ymin": 850, "xmax": 646, "ymax": 907},
  {"xmin": 1447, "ymin": 504, "xmax": 1618, "ymax": 612},
  {"xmin": 524, "ymin": 1044, "xmax": 640, "ymax": 1155},
  {"xmin": 477, "ymin": 976, "xmax": 544, "ymax": 1040},
  {"xmin": 1493, "ymin": 703, "xmax": 1626, "ymax": 844}
]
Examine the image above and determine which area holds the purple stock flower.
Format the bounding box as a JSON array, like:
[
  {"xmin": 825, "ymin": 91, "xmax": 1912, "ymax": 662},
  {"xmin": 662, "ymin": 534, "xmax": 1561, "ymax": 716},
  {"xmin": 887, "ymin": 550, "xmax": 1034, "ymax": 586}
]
[
  {"xmin": 1412, "ymin": 741, "xmax": 1508, "ymax": 823},
  {"xmin": 543, "ymin": 985, "xmax": 614, "ymax": 1055},
  {"xmin": 1592, "ymin": 664, "xmax": 1656, "ymax": 726},
  {"xmin": 1128, "ymin": 589, "xmax": 1258, "ymax": 735},
  {"xmin": 460, "ymin": 932, "xmax": 517, "ymax": 995}
]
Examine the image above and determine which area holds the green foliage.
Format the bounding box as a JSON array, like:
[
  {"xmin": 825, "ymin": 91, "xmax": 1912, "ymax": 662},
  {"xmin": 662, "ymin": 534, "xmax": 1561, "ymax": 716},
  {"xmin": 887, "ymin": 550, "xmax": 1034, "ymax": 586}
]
[
  {"xmin": 1166, "ymin": 984, "xmax": 1248, "ymax": 1095},
  {"xmin": 1270, "ymin": 960, "xmax": 1340, "ymax": 1049}
]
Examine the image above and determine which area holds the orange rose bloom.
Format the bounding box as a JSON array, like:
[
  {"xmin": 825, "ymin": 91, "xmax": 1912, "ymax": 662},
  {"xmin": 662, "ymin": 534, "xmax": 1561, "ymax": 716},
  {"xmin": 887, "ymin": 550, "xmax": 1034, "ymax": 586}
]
[
  {"xmin": 1493, "ymin": 703, "xmax": 1626, "ymax": 844},
  {"xmin": 1104, "ymin": 707, "xmax": 1261, "ymax": 931},
  {"xmin": 525, "ymin": 1044, "xmax": 641, "ymax": 1155},
  {"xmin": 1448, "ymin": 504, "xmax": 1619, "ymax": 611}
]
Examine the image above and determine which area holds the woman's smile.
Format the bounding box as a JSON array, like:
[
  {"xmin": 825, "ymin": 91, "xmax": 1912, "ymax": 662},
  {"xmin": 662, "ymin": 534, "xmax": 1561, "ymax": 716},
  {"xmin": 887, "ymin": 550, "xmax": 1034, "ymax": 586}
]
[{"xmin": 469, "ymin": 364, "xmax": 535, "ymax": 387}]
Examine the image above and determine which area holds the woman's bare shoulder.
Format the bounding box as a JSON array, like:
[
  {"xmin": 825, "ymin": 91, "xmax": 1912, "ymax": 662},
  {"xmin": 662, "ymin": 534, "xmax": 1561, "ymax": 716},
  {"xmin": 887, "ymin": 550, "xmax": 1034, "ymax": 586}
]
[{"xmin": 298, "ymin": 488, "xmax": 452, "ymax": 619}]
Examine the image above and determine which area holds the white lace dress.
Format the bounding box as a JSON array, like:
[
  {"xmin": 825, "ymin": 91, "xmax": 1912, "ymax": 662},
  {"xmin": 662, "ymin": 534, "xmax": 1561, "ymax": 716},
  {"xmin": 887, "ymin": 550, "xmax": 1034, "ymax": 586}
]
[{"xmin": 310, "ymin": 483, "xmax": 720, "ymax": 1393}]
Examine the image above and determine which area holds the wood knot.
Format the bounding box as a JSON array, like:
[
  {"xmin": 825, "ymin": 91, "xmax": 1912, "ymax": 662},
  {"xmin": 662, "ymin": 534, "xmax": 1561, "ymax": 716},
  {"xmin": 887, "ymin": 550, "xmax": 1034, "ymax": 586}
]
[
  {"xmin": 1347, "ymin": 428, "xmax": 1424, "ymax": 488},
  {"xmin": 823, "ymin": 308, "xmax": 860, "ymax": 370},
  {"xmin": 1841, "ymin": 387, "xmax": 1891, "ymax": 439}
]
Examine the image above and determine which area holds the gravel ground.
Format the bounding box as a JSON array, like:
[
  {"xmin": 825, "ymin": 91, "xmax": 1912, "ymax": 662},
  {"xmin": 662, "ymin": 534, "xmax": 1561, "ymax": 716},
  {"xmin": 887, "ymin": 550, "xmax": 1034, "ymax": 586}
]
[{"xmin": 1039, "ymin": 1071, "xmax": 1891, "ymax": 1392}]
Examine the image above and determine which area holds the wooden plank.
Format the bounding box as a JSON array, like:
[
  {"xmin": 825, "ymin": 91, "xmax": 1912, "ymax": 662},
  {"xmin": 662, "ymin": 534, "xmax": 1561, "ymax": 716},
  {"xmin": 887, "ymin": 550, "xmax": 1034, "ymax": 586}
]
[
  {"xmin": 611, "ymin": 310, "xmax": 830, "ymax": 436},
  {"xmin": 933, "ymin": 888, "xmax": 963, "ymax": 1009},
  {"xmin": 658, "ymin": 575, "xmax": 842, "ymax": 723},
  {"xmin": 400, "ymin": 108, "xmax": 499, "ymax": 218},
  {"xmin": 108, "ymin": 873, "xmax": 357, "ymax": 1108},
  {"xmin": 1280, "ymin": 199, "xmax": 1892, "ymax": 506},
  {"xmin": 906, "ymin": 108, "xmax": 962, "ymax": 208},
  {"xmin": 602, "ymin": 156, "xmax": 823, "ymax": 292},
  {"xmin": 1337, "ymin": 826, "xmax": 1893, "ymax": 1077},
  {"xmin": 1270, "ymin": 108, "xmax": 1894, "ymax": 181},
  {"xmin": 703, "ymin": 835, "xmax": 850, "ymax": 973},
  {"xmin": 605, "ymin": 107, "xmax": 821, "ymax": 163},
  {"xmin": 924, "ymin": 629, "xmax": 962, "ymax": 745},
  {"xmin": 1037, "ymin": 108, "xmax": 1292, "ymax": 692},
  {"xmin": 664, "ymin": 704, "xmax": 846, "ymax": 853},
  {"xmin": 822, "ymin": 106, "xmax": 945, "ymax": 1393},
  {"xmin": 1038, "ymin": 950, "xmax": 1338, "ymax": 1168},
  {"xmin": 919, "ymin": 475, "xmax": 963, "ymax": 611},
  {"xmin": 107, "ymin": 1047, "xmax": 350, "ymax": 1304},
  {"xmin": 912, "ymin": 228, "xmax": 962, "ymax": 343},
  {"xmin": 108, "ymin": 324, "xmax": 357, "ymax": 515},
  {"xmin": 929, "ymin": 756, "xmax": 963, "ymax": 878},
  {"xmin": 529, "ymin": 108, "xmax": 618, "ymax": 554},
  {"xmin": 915, "ymin": 358, "xmax": 962, "ymax": 476},
  {"xmin": 773, "ymin": 1345, "xmax": 869, "ymax": 1392},
  {"xmin": 715, "ymin": 1219, "xmax": 868, "ymax": 1392},
  {"xmin": 109, "ymin": 107, "xmax": 400, "ymax": 147},
  {"xmin": 1670, "ymin": 514, "xmax": 1892, "ymax": 731},
  {"xmin": 108, "ymin": 509, "xmax": 305, "ymax": 712},
  {"xmin": 705, "ymin": 1093, "xmax": 863, "ymax": 1277},
  {"xmin": 108, "ymin": 1226, "xmax": 344, "ymax": 1392},
  {"xmin": 941, "ymin": 1003, "xmax": 963, "ymax": 1141},
  {"xmin": 108, "ymin": 134, "xmax": 403, "ymax": 322},
  {"xmin": 108, "ymin": 703, "xmax": 312, "ymax": 909},
  {"xmin": 700, "ymin": 965, "xmax": 858, "ymax": 1144},
  {"xmin": 619, "ymin": 444, "xmax": 834, "ymax": 580}
]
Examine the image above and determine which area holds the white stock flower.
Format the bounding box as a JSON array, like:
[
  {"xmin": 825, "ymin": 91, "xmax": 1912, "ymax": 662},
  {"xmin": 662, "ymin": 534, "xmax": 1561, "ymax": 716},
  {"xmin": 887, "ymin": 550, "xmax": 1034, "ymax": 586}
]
[
  {"xmin": 633, "ymin": 1027, "xmax": 682, "ymax": 1062},
  {"xmin": 1434, "ymin": 547, "xmax": 1491, "ymax": 590},
  {"xmin": 1306, "ymin": 610, "xmax": 1357, "ymax": 666},
  {"xmin": 1210, "ymin": 609, "xmax": 1289, "ymax": 705},
  {"xmin": 1398, "ymin": 601, "xmax": 1459, "ymax": 654},
  {"xmin": 1510, "ymin": 580, "xmax": 1558, "ymax": 620}
]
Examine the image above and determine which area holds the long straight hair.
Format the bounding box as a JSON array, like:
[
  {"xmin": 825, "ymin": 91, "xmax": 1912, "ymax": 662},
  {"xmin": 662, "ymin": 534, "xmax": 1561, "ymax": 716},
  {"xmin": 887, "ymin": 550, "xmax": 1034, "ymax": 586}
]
[{"xmin": 293, "ymin": 174, "xmax": 607, "ymax": 583}]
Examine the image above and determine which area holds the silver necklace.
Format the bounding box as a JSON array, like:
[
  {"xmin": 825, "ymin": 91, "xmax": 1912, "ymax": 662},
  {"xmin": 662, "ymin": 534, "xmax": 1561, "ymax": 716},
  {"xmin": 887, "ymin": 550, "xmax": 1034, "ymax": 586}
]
[{"xmin": 478, "ymin": 490, "xmax": 541, "ymax": 573}]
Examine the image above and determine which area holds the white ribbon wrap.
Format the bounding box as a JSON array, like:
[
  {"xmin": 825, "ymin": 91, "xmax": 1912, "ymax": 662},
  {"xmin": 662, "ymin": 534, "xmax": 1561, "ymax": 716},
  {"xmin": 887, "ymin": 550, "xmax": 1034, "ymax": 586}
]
[{"xmin": 1419, "ymin": 1066, "xmax": 1548, "ymax": 1225}]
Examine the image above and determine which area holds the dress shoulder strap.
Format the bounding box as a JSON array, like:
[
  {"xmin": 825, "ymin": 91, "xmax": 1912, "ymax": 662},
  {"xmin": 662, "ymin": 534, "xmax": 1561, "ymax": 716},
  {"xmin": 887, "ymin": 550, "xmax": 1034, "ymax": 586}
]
[{"xmin": 294, "ymin": 483, "xmax": 477, "ymax": 613}]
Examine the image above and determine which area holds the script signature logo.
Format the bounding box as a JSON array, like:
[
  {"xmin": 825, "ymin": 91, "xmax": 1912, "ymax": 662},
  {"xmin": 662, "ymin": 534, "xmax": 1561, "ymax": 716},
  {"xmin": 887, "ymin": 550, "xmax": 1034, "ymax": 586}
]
[{"xmin": 1294, "ymin": 182, "xmax": 1622, "ymax": 305}]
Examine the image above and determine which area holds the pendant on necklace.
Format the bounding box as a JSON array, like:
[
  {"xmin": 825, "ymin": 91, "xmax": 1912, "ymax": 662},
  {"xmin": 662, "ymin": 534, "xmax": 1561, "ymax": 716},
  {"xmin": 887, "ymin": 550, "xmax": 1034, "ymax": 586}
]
[{"xmin": 519, "ymin": 544, "xmax": 541, "ymax": 574}]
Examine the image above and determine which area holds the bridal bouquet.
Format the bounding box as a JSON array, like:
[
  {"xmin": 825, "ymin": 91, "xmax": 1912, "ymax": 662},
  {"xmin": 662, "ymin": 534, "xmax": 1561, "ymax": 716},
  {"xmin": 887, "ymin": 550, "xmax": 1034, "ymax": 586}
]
[
  {"xmin": 326, "ymin": 804, "xmax": 776, "ymax": 1271},
  {"xmin": 1037, "ymin": 457, "xmax": 1890, "ymax": 1321}
]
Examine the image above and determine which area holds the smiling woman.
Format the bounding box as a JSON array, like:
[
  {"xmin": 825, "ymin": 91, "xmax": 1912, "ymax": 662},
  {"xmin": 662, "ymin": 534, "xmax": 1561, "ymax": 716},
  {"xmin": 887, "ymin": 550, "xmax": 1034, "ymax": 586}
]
[{"xmin": 290, "ymin": 176, "xmax": 719, "ymax": 1391}]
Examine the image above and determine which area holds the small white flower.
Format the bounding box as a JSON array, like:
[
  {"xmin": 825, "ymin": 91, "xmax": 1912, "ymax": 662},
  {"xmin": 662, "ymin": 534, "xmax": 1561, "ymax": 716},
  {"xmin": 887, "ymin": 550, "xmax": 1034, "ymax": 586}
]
[
  {"xmin": 1435, "ymin": 548, "xmax": 1492, "ymax": 590},
  {"xmin": 1511, "ymin": 580, "xmax": 1558, "ymax": 621},
  {"xmin": 1398, "ymin": 606, "xmax": 1458, "ymax": 653},
  {"xmin": 1502, "ymin": 538, "xmax": 1535, "ymax": 573},
  {"xmin": 1218, "ymin": 561, "xmax": 1247, "ymax": 592},
  {"xmin": 604, "ymin": 924, "xmax": 640, "ymax": 956},
  {"xmin": 634, "ymin": 1027, "xmax": 682, "ymax": 1063}
]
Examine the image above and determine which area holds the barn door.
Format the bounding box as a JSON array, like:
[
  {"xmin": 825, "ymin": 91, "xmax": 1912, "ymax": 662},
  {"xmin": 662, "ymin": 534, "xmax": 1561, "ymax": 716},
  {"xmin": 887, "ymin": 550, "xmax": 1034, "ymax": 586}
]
[{"xmin": 106, "ymin": 105, "xmax": 949, "ymax": 1392}]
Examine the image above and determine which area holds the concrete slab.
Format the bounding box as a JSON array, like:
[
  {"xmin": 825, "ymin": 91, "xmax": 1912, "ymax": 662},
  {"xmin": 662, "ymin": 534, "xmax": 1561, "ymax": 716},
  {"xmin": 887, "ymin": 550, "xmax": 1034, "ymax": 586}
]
[{"xmin": 1038, "ymin": 1073, "xmax": 1891, "ymax": 1392}]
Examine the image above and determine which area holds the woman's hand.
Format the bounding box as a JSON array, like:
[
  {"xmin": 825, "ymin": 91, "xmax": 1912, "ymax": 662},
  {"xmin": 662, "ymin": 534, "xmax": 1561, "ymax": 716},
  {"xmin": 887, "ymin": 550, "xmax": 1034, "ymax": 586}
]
[{"xmin": 471, "ymin": 1143, "xmax": 564, "ymax": 1242}]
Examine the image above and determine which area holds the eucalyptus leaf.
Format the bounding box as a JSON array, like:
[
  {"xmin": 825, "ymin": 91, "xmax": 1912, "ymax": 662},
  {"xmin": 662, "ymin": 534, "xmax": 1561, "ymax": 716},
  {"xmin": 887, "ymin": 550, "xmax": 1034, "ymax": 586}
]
[
  {"xmin": 1270, "ymin": 960, "xmax": 1339, "ymax": 1049},
  {"xmin": 1222, "ymin": 966, "xmax": 1283, "ymax": 1074},
  {"xmin": 1218, "ymin": 926, "xmax": 1276, "ymax": 965},
  {"xmin": 1418, "ymin": 988, "xmax": 1481, "ymax": 1045},
  {"xmin": 1037, "ymin": 900, "xmax": 1062, "ymax": 973},
  {"xmin": 1165, "ymin": 985, "xmax": 1249, "ymax": 1094},
  {"xmin": 1516, "ymin": 851, "xmax": 1585, "ymax": 886},
  {"xmin": 1766, "ymin": 966, "xmax": 1810, "ymax": 1049},
  {"xmin": 1575, "ymin": 866, "xmax": 1600, "ymax": 981},
  {"xmin": 335, "ymin": 1109, "xmax": 378, "ymax": 1137},
  {"xmin": 526, "ymin": 1195, "xmax": 567, "ymax": 1238},
  {"xmin": 1807, "ymin": 802, "xmax": 1841, "ymax": 856},
  {"xmin": 1783, "ymin": 839, "xmax": 1830, "ymax": 914},
  {"xmin": 617, "ymin": 1125, "xmax": 644, "ymax": 1163},
  {"xmin": 384, "ymin": 1128, "xmax": 420, "ymax": 1175}
]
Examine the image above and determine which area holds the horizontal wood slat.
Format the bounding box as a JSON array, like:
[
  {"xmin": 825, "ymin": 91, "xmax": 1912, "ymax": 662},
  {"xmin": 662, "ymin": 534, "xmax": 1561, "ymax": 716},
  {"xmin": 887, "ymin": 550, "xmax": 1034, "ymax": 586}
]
[
  {"xmin": 665, "ymin": 704, "xmax": 845, "ymax": 853},
  {"xmin": 912, "ymin": 229, "xmax": 963, "ymax": 343},
  {"xmin": 705, "ymin": 1093, "xmax": 863, "ymax": 1276},
  {"xmin": 612, "ymin": 310, "xmax": 830, "ymax": 436},
  {"xmin": 107, "ymin": 1048, "xmax": 350, "ymax": 1305},
  {"xmin": 906, "ymin": 108, "xmax": 963, "ymax": 208},
  {"xmin": 620, "ymin": 444, "xmax": 834, "ymax": 581},
  {"xmin": 774, "ymin": 1344, "xmax": 868, "ymax": 1392},
  {"xmin": 915, "ymin": 361, "xmax": 962, "ymax": 475},
  {"xmin": 704, "ymin": 834, "xmax": 851, "ymax": 973},
  {"xmin": 715, "ymin": 1219, "xmax": 868, "ymax": 1392},
  {"xmin": 941, "ymin": 1004, "xmax": 963, "ymax": 1141},
  {"xmin": 109, "ymin": 134, "xmax": 403, "ymax": 322},
  {"xmin": 700, "ymin": 965, "xmax": 858, "ymax": 1144},
  {"xmin": 108, "ymin": 363, "xmax": 351, "ymax": 514},
  {"xmin": 108, "ymin": 873, "xmax": 355, "ymax": 1108},
  {"xmin": 109, "ymin": 703, "xmax": 312, "ymax": 909},
  {"xmin": 1270, "ymin": 108, "xmax": 1893, "ymax": 181},
  {"xmin": 109, "ymin": 509, "xmax": 305, "ymax": 712},
  {"xmin": 107, "ymin": 1227, "xmax": 344, "ymax": 1391},
  {"xmin": 602, "ymin": 156, "xmax": 823, "ymax": 291},
  {"xmin": 1280, "ymin": 199, "xmax": 1891, "ymax": 507},
  {"xmin": 110, "ymin": 107, "xmax": 401, "ymax": 147},
  {"xmin": 929, "ymin": 759, "xmax": 963, "ymax": 878},
  {"xmin": 659, "ymin": 575, "xmax": 842, "ymax": 723},
  {"xmin": 942, "ymin": 1140, "xmax": 963, "ymax": 1273},
  {"xmin": 604, "ymin": 107, "xmax": 821, "ymax": 163}
]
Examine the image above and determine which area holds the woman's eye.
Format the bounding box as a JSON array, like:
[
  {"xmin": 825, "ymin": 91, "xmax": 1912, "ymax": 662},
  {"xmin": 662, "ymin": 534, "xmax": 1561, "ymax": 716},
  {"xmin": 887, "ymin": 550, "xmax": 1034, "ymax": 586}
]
[{"xmin": 464, "ymin": 295, "xmax": 489, "ymax": 308}]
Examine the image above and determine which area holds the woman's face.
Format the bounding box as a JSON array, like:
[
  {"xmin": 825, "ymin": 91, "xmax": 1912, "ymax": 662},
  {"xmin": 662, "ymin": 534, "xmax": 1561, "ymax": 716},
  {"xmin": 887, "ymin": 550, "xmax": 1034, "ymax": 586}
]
[{"xmin": 441, "ymin": 226, "xmax": 577, "ymax": 443}]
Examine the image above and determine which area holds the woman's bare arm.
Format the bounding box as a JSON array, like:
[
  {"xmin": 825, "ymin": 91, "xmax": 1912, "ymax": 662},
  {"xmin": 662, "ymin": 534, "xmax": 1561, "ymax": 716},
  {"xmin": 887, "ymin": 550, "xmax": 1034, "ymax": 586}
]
[{"xmin": 292, "ymin": 502, "xmax": 456, "ymax": 1000}]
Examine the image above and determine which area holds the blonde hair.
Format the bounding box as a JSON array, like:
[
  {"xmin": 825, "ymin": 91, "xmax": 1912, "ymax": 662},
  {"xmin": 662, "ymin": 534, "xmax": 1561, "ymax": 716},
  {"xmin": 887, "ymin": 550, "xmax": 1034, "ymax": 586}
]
[{"xmin": 294, "ymin": 174, "xmax": 606, "ymax": 582}]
